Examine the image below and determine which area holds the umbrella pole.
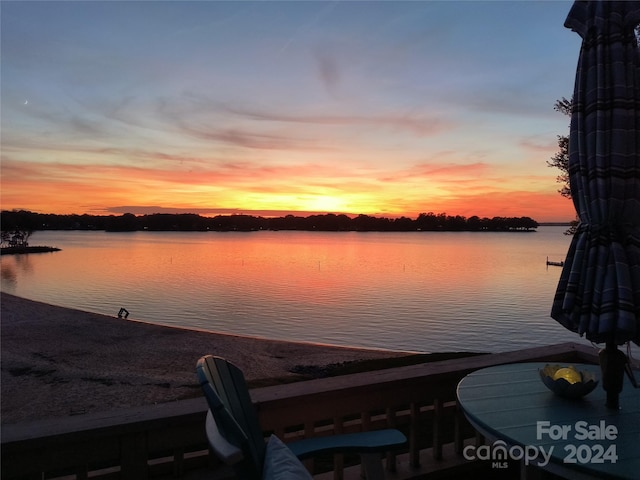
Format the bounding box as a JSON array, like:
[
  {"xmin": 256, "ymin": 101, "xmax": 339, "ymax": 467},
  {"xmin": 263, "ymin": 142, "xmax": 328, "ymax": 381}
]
[{"xmin": 599, "ymin": 342, "xmax": 627, "ymax": 409}]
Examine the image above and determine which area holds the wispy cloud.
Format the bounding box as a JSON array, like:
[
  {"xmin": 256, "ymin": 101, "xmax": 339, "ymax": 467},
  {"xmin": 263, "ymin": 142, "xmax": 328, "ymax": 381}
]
[
  {"xmin": 212, "ymin": 101, "xmax": 452, "ymax": 137},
  {"xmin": 314, "ymin": 47, "xmax": 342, "ymax": 96}
]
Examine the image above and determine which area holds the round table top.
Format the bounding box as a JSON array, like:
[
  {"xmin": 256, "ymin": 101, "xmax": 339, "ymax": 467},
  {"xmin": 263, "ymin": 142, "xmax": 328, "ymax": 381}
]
[{"xmin": 456, "ymin": 362, "xmax": 639, "ymax": 480}]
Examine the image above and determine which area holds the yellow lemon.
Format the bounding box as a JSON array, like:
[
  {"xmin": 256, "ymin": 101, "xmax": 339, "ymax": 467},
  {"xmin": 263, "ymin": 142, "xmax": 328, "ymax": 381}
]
[{"xmin": 553, "ymin": 367, "xmax": 582, "ymax": 384}]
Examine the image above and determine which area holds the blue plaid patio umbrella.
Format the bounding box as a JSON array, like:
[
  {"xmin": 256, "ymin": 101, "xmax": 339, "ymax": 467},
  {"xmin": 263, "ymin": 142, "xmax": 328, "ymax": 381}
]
[{"xmin": 551, "ymin": 1, "xmax": 640, "ymax": 408}]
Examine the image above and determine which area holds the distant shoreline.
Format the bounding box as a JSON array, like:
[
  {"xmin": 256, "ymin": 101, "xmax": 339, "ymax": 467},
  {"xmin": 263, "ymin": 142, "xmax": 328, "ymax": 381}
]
[
  {"xmin": 1, "ymin": 210, "xmax": 542, "ymax": 232},
  {"xmin": 0, "ymin": 245, "xmax": 60, "ymax": 255}
]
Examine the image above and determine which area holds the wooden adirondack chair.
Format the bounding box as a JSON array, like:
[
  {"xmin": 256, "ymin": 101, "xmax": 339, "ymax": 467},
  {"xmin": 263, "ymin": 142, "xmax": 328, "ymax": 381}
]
[{"xmin": 196, "ymin": 355, "xmax": 407, "ymax": 480}]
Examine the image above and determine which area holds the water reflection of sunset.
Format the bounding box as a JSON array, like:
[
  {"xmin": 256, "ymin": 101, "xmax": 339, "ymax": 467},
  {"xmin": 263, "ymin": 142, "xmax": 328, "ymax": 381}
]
[{"xmin": 1, "ymin": 230, "xmax": 581, "ymax": 352}]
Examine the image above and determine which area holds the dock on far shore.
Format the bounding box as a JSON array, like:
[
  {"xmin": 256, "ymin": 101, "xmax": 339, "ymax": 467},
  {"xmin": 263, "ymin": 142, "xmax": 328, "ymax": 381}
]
[{"xmin": 546, "ymin": 256, "xmax": 564, "ymax": 267}]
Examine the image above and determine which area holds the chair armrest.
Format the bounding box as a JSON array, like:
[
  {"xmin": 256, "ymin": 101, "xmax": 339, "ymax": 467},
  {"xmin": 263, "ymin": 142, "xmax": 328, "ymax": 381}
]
[
  {"xmin": 287, "ymin": 429, "xmax": 406, "ymax": 459},
  {"xmin": 205, "ymin": 411, "xmax": 244, "ymax": 465}
]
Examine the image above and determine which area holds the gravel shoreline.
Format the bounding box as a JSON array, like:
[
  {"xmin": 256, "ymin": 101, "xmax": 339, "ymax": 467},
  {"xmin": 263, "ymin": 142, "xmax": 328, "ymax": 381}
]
[{"xmin": 1, "ymin": 292, "xmax": 409, "ymax": 424}]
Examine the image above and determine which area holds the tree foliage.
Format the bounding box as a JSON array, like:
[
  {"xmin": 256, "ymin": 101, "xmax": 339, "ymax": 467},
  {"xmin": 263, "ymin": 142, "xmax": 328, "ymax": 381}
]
[
  {"xmin": 548, "ymin": 98, "xmax": 578, "ymax": 235},
  {"xmin": 0, "ymin": 210, "xmax": 36, "ymax": 247},
  {"xmin": 547, "ymin": 97, "xmax": 572, "ymax": 199}
]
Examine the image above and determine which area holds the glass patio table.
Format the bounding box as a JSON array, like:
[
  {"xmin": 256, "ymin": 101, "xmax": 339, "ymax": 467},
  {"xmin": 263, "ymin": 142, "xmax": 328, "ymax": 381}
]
[{"xmin": 456, "ymin": 362, "xmax": 639, "ymax": 480}]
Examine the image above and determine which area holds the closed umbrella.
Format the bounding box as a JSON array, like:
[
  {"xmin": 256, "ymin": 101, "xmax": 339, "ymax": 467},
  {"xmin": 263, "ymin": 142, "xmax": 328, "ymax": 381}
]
[{"xmin": 551, "ymin": 1, "xmax": 640, "ymax": 408}]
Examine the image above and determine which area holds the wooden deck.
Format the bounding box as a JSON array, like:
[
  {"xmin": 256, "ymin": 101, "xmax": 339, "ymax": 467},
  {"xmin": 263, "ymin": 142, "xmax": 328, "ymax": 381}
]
[{"xmin": 1, "ymin": 342, "xmax": 598, "ymax": 480}]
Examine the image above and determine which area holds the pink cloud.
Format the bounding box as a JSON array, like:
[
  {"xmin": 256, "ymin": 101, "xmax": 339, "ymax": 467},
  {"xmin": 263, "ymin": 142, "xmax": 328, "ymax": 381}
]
[
  {"xmin": 520, "ymin": 137, "xmax": 562, "ymax": 154},
  {"xmin": 380, "ymin": 161, "xmax": 490, "ymax": 182}
]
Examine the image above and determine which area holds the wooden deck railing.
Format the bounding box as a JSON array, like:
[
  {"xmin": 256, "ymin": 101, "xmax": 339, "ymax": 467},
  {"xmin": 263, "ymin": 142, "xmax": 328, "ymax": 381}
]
[{"xmin": 1, "ymin": 342, "xmax": 599, "ymax": 480}]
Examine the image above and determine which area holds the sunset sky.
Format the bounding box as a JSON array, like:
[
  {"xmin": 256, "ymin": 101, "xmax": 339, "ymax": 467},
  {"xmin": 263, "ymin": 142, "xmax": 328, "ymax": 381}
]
[{"xmin": 1, "ymin": 1, "xmax": 580, "ymax": 222}]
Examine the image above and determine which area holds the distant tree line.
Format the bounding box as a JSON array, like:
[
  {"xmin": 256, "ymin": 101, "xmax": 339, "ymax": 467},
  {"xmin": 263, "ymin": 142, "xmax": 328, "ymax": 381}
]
[{"xmin": 1, "ymin": 210, "xmax": 539, "ymax": 234}]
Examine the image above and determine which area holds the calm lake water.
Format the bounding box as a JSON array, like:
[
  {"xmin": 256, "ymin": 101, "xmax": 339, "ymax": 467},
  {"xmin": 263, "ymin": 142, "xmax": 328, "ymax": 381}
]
[{"xmin": 1, "ymin": 227, "xmax": 601, "ymax": 354}]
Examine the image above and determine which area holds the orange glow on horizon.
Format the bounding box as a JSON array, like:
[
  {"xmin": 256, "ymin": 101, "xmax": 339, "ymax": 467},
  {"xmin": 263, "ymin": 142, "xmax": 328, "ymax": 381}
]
[{"xmin": 1, "ymin": 154, "xmax": 576, "ymax": 223}]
